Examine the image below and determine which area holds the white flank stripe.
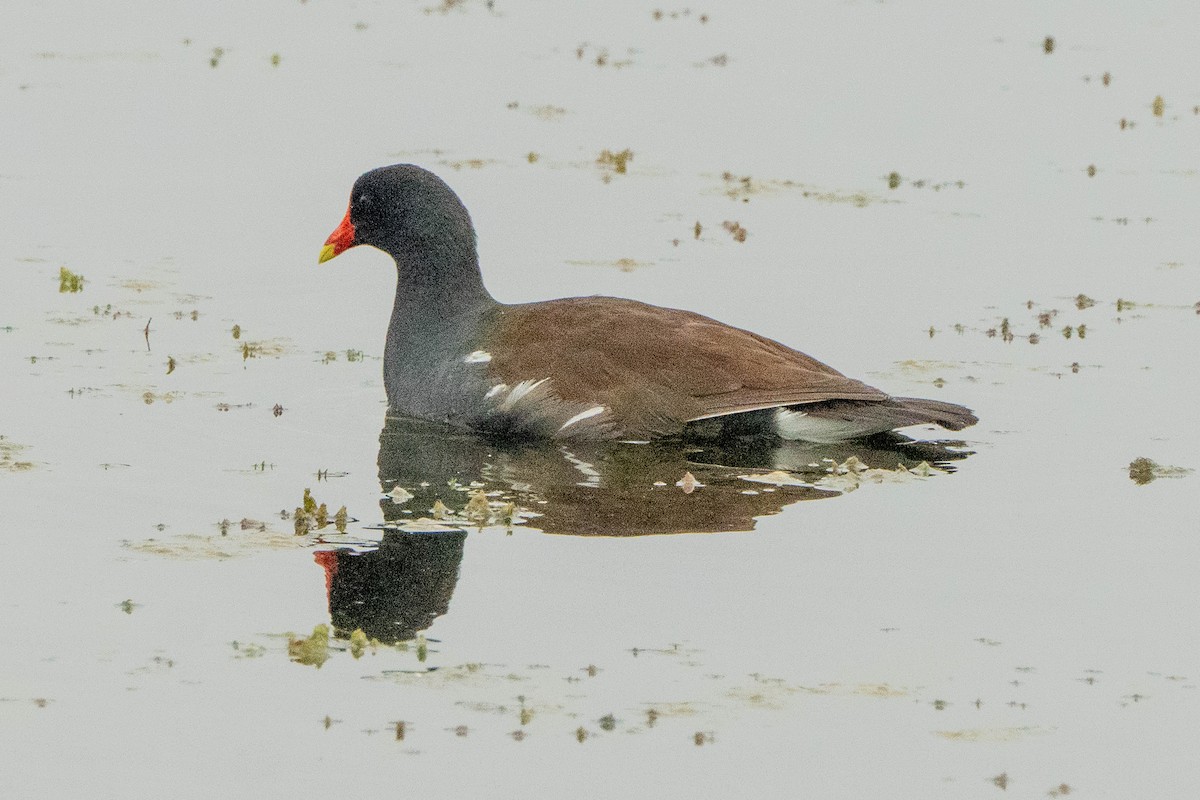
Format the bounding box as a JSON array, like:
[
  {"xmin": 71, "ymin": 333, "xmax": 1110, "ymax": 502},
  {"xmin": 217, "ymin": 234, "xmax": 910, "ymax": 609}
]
[
  {"xmin": 558, "ymin": 405, "xmax": 606, "ymax": 431},
  {"xmin": 463, "ymin": 350, "xmax": 492, "ymax": 363},
  {"xmin": 484, "ymin": 383, "xmax": 508, "ymax": 399}
]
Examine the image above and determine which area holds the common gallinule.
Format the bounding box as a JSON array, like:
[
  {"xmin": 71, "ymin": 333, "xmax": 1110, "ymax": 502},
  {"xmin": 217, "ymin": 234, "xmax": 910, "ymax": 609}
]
[{"xmin": 320, "ymin": 164, "xmax": 977, "ymax": 442}]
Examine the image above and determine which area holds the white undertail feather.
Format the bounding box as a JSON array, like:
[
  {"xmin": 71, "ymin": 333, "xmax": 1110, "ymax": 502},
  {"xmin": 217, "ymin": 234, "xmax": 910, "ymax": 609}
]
[
  {"xmin": 558, "ymin": 405, "xmax": 606, "ymax": 431},
  {"xmin": 484, "ymin": 383, "xmax": 508, "ymax": 399},
  {"xmin": 773, "ymin": 407, "xmax": 885, "ymax": 444},
  {"xmin": 500, "ymin": 378, "xmax": 550, "ymax": 409},
  {"xmin": 463, "ymin": 350, "xmax": 492, "ymax": 363}
]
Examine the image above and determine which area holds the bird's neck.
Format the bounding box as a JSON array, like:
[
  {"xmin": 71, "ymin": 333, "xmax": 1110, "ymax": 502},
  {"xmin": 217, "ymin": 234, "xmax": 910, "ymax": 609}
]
[{"xmin": 385, "ymin": 240, "xmax": 497, "ymax": 350}]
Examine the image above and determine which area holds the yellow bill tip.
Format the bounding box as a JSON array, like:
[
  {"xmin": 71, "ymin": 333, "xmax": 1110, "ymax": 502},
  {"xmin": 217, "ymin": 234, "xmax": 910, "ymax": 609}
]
[{"xmin": 318, "ymin": 243, "xmax": 337, "ymax": 264}]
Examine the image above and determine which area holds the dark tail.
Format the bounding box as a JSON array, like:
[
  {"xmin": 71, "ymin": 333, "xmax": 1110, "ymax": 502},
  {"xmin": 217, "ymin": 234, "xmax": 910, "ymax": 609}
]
[{"xmin": 890, "ymin": 397, "xmax": 978, "ymax": 432}]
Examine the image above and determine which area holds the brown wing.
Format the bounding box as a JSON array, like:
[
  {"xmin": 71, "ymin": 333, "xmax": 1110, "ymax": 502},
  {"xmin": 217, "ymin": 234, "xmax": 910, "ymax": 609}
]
[{"xmin": 487, "ymin": 297, "xmax": 888, "ymax": 437}]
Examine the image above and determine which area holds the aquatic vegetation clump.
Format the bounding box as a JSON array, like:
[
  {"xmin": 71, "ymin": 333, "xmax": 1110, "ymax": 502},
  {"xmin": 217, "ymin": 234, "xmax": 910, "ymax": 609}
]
[
  {"xmin": 293, "ymin": 507, "xmax": 312, "ymax": 536},
  {"xmin": 465, "ymin": 490, "xmax": 491, "ymax": 523},
  {"xmin": 1128, "ymin": 457, "xmax": 1192, "ymax": 485},
  {"xmin": 887, "ymin": 171, "xmax": 901, "ymax": 189},
  {"xmin": 1152, "ymin": 95, "xmax": 1164, "ymax": 117},
  {"xmin": 722, "ymin": 221, "xmax": 747, "ymax": 242},
  {"xmin": 0, "ymin": 436, "xmax": 35, "ymax": 472},
  {"xmin": 597, "ymin": 148, "xmax": 633, "ymax": 175},
  {"xmin": 58, "ymin": 267, "xmax": 84, "ymax": 293},
  {"xmin": 349, "ymin": 628, "xmax": 369, "ymax": 659},
  {"xmin": 1043, "ymin": 36, "xmax": 1055, "ymax": 54},
  {"xmin": 288, "ymin": 624, "xmax": 330, "ymax": 668}
]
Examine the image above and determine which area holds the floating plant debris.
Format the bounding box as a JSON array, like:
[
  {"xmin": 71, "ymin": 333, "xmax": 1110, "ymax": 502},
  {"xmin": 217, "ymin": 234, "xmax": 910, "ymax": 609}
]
[
  {"xmin": 1127, "ymin": 457, "xmax": 1191, "ymax": 485},
  {"xmin": 1043, "ymin": 36, "xmax": 1055, "ymax": 54},
  {"xmin": 1152, "ymin": 95, "xmax": 1164, "ymax": 117},
  {"xmin": 722, "ymin": 220, "xmax": 747, "ymax": 242},
  {"xmin": 288, "ymin": 624, "xmax": 330, "ymax": 667},
  {"xmin": 675, "ymin": 471, "xmax": 701, "ymax": 493},
  {"xmin": 597, "ymin": 148, "xmax": 633, "ymax": 175},
  {"xmin": 349, "ymin": 628, "xmax": 369, "ymax": 659},
  {"xmin": 0, "ymin": 436, "xmax": 35, "ymax": 472},
  {"xmin": 464, "ymin": 490, "xmax": 491, "ymax": 522},
  {"xmin": 58, "ymin": 267, "xmax": 84, "ymax": 293},
  {"xmin": 739, "ymin": 470, "xmax": 807, "ymax": 487}
]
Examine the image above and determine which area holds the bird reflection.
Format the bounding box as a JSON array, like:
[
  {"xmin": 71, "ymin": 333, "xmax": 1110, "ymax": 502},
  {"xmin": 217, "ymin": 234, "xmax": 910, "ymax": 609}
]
[{"xmin": 315, "ymin": 416, "xmax": 972, "ymax": 643}]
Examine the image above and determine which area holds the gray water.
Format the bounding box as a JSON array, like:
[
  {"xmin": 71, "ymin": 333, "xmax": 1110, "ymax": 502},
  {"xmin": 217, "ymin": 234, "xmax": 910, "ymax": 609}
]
[{"xmin": 2, "ymin": 1, "xmax": 1197, "ymax": 797}]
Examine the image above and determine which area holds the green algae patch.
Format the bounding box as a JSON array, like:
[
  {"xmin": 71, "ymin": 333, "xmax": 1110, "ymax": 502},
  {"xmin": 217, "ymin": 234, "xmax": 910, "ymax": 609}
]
[
  {"xmin": 597, "ymin": 148, "xmax": 633, "ymax": 176},
  {"xmin": 294, "ymin": 489, "xmax": 349, "ymax": 535},
  {"xmin": 122, "ymin": 525, "xmax": 299, "ymax": 560},
  {"xmin": 1128, "ymin": 457, "xmax": 1192, "ymax": 486},
  {"xmin": 349, "ymin": 628, "xmax": 370, "ymax": 659},
  {"xmin": 58, "ymin": 267, "xmax": 85, "ymax": 293},
  {"xmin": 715, "ymin": 171, "xmax": 894, "ymax": 207},
  {"xmin": 230, "ymin": 641, "xmax": 266, "ymax": 659},
  {"xmin": 288, "ymin": 624, "xmax": 331, "ymax": 668},
  {"xmin": 1, "ymin": 436, "xmax": 36, "ymax": 472},
  {"xmin": 240, "ymin": 338, "xmax": 291, "ymax": 361},
  {"xmin": 935, "ymin": 725, "xmax": 1054, "ymax": 742},
  {"xmin": 566, "ymin": 258, "xmax": 652, "ymax": 273}
]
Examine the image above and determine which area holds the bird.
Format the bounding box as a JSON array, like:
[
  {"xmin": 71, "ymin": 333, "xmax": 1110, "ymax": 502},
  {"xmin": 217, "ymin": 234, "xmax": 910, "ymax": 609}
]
[{"xmin": 319, "ymin": 164, "xmax": 977, "ymax": 442}]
